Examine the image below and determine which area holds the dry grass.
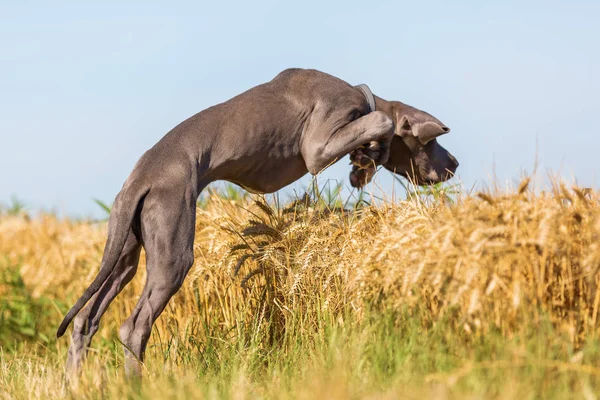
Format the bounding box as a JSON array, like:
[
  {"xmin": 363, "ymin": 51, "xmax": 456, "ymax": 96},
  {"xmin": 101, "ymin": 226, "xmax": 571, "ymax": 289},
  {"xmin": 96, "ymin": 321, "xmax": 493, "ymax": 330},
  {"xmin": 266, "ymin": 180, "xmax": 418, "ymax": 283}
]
[{"xmin": 1, "ymin": 178, "xmax": 600, "ymax": 398}]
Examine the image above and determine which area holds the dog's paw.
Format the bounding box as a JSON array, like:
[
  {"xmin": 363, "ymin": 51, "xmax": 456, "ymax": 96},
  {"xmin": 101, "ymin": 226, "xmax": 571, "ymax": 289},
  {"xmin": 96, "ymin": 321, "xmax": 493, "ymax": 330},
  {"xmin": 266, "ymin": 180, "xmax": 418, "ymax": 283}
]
[
  {"xmin": 349, "ymin": 147, "xmax": 374, "ymax": 168},
  {"xmin": 350, "ymin": 141, "xmax": 389, "ymax": 168},
  {"xmin": 349, "ymin": 164, "xmax": 376, "ymax": 188}
]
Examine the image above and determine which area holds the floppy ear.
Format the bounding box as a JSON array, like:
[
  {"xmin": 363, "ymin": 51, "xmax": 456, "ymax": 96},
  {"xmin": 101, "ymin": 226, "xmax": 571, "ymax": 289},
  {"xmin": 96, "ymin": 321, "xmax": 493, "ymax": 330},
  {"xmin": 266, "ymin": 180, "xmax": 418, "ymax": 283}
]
[
  {"xmin": 393, "ymin": 104, "xmax": 450, "ymax": 146},
  {"xmin": 412, "ymin": 121, "xmax": 450, "ymax": 145}
]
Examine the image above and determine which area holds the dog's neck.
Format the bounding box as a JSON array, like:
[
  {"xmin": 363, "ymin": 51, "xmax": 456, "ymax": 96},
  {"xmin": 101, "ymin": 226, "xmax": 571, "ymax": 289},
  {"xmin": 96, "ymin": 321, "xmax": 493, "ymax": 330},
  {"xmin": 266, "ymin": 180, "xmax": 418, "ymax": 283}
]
[
  {"xmin": 374, "ymin": 97, "xmax": 413, "ymax": 125},
  {"xmin": 374, "ymin": 96, "xmax": 395, "ymax": 117}
]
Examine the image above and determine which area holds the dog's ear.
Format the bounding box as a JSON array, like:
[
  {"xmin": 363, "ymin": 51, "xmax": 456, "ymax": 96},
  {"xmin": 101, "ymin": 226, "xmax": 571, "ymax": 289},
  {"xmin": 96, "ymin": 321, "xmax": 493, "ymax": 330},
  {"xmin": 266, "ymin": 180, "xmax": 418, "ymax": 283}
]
[
  {"xmin": 413, "ymin": 121, "xmax": 450, "ymax": 145},
  {"xmin": 396, "ymin": 110, "xmax": 450, "ymax": 145}
]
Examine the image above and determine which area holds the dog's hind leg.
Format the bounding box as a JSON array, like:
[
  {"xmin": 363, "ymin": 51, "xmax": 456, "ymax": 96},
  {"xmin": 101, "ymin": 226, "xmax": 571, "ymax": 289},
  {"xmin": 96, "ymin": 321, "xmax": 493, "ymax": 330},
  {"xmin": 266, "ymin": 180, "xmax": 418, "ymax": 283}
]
[
  {"xmin": 66, "ymin": 229, "xmax": 141, "ymax": 376},
  {"xmin": 118, "ymin": 189, "xmax": 197, "ymax": 378}
]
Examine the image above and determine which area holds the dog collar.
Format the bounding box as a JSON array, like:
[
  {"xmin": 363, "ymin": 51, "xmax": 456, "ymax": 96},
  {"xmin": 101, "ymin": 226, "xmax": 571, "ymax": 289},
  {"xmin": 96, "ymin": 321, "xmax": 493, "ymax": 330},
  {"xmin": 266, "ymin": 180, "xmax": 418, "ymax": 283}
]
[{"xmin": 355, "ymin": 84, "xmax": 376, "ymax": 113}]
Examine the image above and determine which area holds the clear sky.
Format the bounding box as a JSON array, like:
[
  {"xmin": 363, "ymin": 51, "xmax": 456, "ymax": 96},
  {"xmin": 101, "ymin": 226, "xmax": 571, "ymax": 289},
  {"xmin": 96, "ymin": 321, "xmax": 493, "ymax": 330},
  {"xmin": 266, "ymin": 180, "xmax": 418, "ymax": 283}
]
[{"xmin": 1, "ymin": 0, "xmax": 598, "ymax": 217}]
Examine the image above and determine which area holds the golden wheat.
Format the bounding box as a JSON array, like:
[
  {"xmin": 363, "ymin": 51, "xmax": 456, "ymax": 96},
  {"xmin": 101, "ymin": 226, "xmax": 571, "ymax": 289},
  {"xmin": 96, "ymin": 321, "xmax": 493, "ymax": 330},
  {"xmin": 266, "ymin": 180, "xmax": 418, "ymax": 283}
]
[{"xmin": 1, "ymin": 179, "xmax": 599, "ymax": 349}]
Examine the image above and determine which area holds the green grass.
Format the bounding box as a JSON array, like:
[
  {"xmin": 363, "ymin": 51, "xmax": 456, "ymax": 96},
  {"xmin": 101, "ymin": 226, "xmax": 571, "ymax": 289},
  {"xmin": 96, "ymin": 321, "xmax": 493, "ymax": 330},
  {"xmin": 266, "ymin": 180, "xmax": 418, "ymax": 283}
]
[
  {"xmin": 1, "ymin": 271, "xmax": 599, "ymax": 399},
  {"xmin": 0, "ymin": 195, "xmax": 27, "ymax": 217}
]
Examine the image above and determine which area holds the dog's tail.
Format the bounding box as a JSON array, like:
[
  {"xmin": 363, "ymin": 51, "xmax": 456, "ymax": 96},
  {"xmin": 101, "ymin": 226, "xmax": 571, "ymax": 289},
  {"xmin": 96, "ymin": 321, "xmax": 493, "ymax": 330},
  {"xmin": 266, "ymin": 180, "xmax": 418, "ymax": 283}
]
[{"xmin": 56, "ymin": 183, "xmax": 150, "ymax": 338}]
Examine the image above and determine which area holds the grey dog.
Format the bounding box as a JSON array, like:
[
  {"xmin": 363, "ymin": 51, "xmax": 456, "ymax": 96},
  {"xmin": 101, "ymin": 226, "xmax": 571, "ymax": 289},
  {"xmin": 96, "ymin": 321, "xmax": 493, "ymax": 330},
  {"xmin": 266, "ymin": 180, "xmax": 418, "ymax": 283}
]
[{"xmin": 56, "ymin": 68, "xmax": 458, "ymax": 377}]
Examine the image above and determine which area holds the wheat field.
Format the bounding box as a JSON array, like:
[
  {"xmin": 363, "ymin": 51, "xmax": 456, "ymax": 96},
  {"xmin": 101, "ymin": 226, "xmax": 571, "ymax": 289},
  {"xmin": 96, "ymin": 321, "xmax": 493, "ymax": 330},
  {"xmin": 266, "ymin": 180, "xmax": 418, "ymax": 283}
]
[{"xmin": 1, "ymin": 178, "xmax": 600, "ymax": 399}]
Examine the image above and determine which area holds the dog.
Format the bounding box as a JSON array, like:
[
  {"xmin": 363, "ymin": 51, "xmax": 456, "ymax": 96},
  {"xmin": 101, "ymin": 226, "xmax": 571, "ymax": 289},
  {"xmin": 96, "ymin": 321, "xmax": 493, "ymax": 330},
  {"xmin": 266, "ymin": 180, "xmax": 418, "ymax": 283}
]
[{"xmin": 56, "ymin": 68, "xmax": 458, "ymax": 377}]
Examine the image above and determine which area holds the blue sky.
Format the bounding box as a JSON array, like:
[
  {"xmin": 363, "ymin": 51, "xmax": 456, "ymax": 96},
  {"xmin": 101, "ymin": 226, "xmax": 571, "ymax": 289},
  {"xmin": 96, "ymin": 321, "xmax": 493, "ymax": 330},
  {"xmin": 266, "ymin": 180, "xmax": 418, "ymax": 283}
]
[{"xmin": 1, "ymin": 0, "xmax": 599, "ymax": 217}]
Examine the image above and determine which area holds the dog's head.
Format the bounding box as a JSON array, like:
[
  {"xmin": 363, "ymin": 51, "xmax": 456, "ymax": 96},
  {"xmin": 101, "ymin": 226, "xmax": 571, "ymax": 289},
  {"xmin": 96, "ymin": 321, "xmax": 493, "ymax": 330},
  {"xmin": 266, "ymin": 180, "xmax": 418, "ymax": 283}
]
[{"xmin": 383, "ymin": 102, "xmax": 458, "ymax": 185}]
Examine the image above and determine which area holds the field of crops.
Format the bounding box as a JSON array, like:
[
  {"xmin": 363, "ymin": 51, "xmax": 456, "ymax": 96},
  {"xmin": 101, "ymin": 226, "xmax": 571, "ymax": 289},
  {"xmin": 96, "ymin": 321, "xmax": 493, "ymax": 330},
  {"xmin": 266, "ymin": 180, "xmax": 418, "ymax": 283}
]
[{"xmin": 2, "ymin": 179, "xmax": 600, "ymax": 399}]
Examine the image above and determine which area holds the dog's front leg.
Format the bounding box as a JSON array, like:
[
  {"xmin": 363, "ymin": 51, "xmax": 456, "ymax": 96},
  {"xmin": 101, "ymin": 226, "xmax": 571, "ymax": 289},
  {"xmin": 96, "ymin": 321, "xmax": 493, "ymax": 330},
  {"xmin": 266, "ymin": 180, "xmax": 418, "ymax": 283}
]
[{"xmin": 302, "ymin": 111, "xmax": 394, "ymax": 182}]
